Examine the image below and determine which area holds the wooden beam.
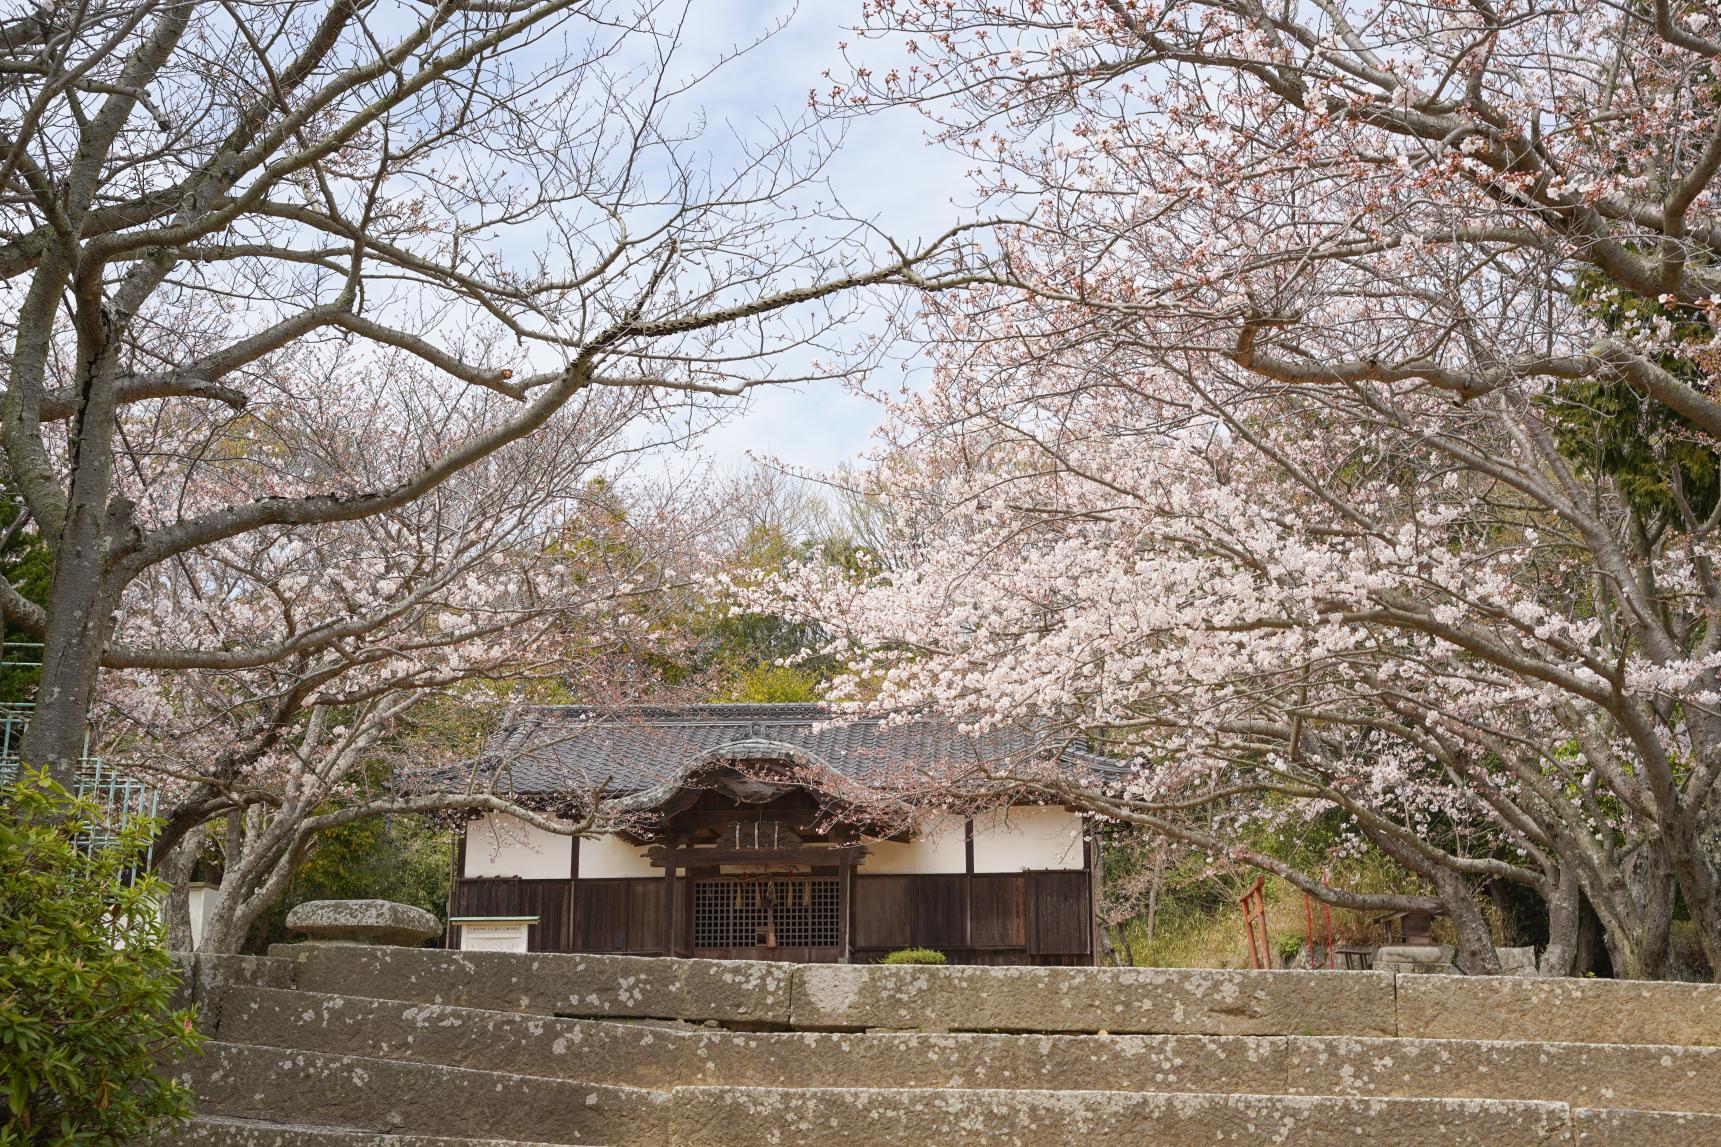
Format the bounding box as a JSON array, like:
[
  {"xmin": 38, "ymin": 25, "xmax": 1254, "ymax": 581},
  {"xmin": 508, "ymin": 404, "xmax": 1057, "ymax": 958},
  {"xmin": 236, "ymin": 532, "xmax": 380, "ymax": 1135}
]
[
  {"xmin": 646, "ymin": 844, "xmax": 869, "ymax": 868},
  {"xmin": 658, "ymin": 809, "xmax": 828, "ymax": 832}
]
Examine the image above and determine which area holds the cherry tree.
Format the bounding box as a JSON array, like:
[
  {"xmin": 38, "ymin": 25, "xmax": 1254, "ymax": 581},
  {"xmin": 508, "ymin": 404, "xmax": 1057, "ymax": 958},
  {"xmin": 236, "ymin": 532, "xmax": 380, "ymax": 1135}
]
[
  {"xmin": 0, "ymin": 0, "xmax": 990, "ymax": 790},
  {"xmin": 752, "ymin": 0, "xmax": 1721, "ymax": 978},
  {"xmin": 99, "ymin": 376, "xmax": 703, "ymax": 952}
]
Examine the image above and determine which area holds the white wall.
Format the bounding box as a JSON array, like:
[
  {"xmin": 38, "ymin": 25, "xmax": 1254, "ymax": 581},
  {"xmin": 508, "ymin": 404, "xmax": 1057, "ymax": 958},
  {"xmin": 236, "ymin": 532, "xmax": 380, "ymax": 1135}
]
[
  {"xmin": 463, "ymin": 807, "xmax": 1086, "ymax": 879},
  {"xmin": 971, "ymin": 806, "xmax": 1085, "ymax": 872},
  {"xmin": 187, "ymin": 883, "xmax": 217, "ymax": 950},
  {"xmin": 577, "ymin": 833, "xmax": 658, "ymax": 879},
  {"xmin": 859, "ymin": 813, "xmax": 967, "ymax": 874},
  {"xmin": 463, "ymin": 813, "xmax": 575, "ymax": 879}
]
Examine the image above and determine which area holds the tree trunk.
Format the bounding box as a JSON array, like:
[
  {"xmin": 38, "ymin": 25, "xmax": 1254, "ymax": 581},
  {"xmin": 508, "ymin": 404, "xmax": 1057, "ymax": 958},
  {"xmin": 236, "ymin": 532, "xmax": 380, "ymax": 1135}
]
[
  {"xmin": 1113, "ymin": 921, "xmax": 1135, "ymax": 966},
  {"xmin": 158, "ymin": 837, "xmax": 199, "ymax": 952},
  {"xmin": 18, "ymin": 314, "xmax": 128, "ymax": 788},
  {"xmin": 1573, "ymin": 894, "xmax": 1606, "ymax": 977},
  {"xmin": 1145, "ymin": 847, "xmax": 1164, "ymax": 945},
  {"xmin": 1540, "ymin": 868, "xmax": 1581, "ymax": 977},
  {"xmin": 1431, "ymin": 868, "xmax": 1501, "ymax": 975},
  {"xmin": 1600, "ymin": 847, "xmax": 1675, "ymax": 979}
]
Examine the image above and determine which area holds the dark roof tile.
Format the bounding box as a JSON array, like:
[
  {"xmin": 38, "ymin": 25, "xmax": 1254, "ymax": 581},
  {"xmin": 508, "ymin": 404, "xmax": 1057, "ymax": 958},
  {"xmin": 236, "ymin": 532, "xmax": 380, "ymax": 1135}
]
[{"xmin": 464, "ymin": 704, "xmax": 1122, "ymax": 802}]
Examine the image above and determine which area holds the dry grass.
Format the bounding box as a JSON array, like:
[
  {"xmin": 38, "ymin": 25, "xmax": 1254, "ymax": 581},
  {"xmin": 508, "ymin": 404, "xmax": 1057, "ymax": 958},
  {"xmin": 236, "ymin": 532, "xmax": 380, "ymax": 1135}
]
[{"xmin": 1114, "ymin": 854, "xmax": 1428, "ymax": 969}]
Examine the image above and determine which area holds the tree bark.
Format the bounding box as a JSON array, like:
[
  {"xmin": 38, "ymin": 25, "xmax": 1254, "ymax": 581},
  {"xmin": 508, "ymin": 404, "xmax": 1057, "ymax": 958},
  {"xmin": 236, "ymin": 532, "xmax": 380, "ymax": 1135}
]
[
  {"xmin": 1430, "ymin": 868, "xmax": 1502, "ymax": 975},
  {"xmin": 18, "ymin": 312, "xmax": 128, "ymax": 787},
  {"xmin": 1539, "ymin": 868, "xmax": 1581, "ymax": 977},
  {"xmin": 157, "ymin": 837, "xmax": 200, "ymax": 952}
]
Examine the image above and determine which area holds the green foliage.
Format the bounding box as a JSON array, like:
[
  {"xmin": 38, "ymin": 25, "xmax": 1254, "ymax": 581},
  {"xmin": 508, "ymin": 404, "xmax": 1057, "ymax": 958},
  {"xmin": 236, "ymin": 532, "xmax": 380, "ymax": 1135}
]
[
  {"xmin": 0, "ymin": 769, "xmax": 202, "ymax": 1144},
  {"xmin": 650, "ymin": 517, "xmax": 853, "ymax": 701},
  {"xmin": 1549, "ymin": 277, "xmax": 1719, "ymax": 525},
  {"xmin": 713, "ymin": 663, "xmax": 825, "ymax": 703},
  {"xmin": 248, "ymin": 813, "xmax": 452, "ymax": 953},
  {"xmin": 0, "ymin": 469, "xmax": 51, "ymax": 706},
  {"xmin": 1101, "ymin": 818, "xmax": 1432, "ymax": 969},
  {"xmin": 879, "ymin": 947, "xmax": 948, "ymax": 966},
  {"xmin": 1669, "ymin": 919, "xmax": 1715, "ymax": 983}
]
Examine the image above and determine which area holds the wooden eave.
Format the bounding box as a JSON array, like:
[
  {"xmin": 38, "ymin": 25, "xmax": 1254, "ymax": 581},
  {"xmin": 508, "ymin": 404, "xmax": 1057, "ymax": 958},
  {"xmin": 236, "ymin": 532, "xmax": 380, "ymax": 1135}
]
[{"xmin": 646, "ymin": 843, "xmax": 870, "ymax": 868}]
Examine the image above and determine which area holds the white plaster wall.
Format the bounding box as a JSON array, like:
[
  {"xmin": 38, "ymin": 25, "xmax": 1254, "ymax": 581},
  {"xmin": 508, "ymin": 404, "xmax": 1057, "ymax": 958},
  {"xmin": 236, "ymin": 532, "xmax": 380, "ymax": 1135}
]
[
  {"xmin": 462, "ymin": 813, "xmax": 574, "ymax": 879},
  {"xmin": 858, "ymin": 813, "xmax": 967, "ymax": 874},
  {"xmin": 971, "ymin": 806, "xmax": 1085, "ymax": 872},
  {"xmin": 187, "ymin": 884, "xmax": 217, "ymax": 950},
  {"xmin": 577, "ymin": 833, "xmax": 658, "ymax": 879}
]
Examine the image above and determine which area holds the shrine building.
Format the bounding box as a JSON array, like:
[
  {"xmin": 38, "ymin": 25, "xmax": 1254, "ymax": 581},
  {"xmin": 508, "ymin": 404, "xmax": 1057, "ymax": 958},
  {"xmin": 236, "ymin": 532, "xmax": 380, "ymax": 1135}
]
[{"xmin": 447, "ymin": 704, "xmax": 1113, "ymax": 965}]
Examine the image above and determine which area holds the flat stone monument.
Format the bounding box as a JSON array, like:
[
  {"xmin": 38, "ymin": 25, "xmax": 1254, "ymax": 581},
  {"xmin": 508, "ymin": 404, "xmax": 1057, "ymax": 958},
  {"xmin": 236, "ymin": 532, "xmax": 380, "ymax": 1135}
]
[
  {"xmin": 1497, "ymin": 945, "xmax": 1540, "ymax": 976},
  {"xmin": 285, "ymin": 898, "xmax": 441, "ymax": 946},
  {"xmin": 1373, "ymin": 944, "xmax": 1459, "ymax": 975}
]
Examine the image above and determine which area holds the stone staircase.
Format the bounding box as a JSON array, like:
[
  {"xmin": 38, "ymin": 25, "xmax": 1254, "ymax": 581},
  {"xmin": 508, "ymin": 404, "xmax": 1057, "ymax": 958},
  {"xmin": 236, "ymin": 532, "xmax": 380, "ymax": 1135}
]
[{"xmin": 163, "ymin": 946, "xmax": 1721, "ymax": 1146}]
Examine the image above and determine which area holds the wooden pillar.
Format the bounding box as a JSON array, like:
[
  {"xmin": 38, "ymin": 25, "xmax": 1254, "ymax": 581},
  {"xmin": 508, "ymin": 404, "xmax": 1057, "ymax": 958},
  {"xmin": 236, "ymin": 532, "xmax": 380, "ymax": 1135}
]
[
  {"xmin": 663, "ymin": 857, "xmax": 678, "ymax": 958},
  {"xmin": 444, "ymin": 830, "xmax": 465, "ymax": 949},
  {"xmin": 838, "ymin": 855, "xmax": 854, "ymax": 964},
  {"xmin": 964, "ymin": 817, "xmax": 975, "ymax": 951},
  {"xmin": 1086, "ymin": 821, "xmax": 1104, "ymax": 967}
]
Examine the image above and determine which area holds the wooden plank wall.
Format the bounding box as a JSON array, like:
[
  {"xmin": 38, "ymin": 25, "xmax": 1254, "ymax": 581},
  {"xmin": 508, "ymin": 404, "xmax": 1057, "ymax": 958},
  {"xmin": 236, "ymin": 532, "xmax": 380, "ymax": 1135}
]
[
  {"xmin": 454, "ymin": 868, "xmax": 1092, "ymax": 963},
  {"xmin": 851, "ymin": 870, "xmax": 1089, "ymax": 962},
  {"xmin": 1024, "ymin": 869, "xmax": 1092, "ymax": 956},
  {"xmin": 450, "ymin": 877, "xmax": 575, "ymax": 953}
]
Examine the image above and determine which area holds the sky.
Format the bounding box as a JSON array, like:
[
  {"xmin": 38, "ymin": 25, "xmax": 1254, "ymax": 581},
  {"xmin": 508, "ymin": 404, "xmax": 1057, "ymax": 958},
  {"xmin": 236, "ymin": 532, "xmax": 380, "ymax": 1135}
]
[{"xmin": 666, "ymin": 1, "xmax": 972, "ymax": 473}]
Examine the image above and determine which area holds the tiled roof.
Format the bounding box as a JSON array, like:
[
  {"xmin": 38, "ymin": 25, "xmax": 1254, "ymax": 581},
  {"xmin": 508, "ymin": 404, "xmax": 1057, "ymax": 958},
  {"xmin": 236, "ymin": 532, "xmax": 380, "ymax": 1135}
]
[{"xmin": 463, "ymin": 704, "xmax": 1122, "ymax": 806}]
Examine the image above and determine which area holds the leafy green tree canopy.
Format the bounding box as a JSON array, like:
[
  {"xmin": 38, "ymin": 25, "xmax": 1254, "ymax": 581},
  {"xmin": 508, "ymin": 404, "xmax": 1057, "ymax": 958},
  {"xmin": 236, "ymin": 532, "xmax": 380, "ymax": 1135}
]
[{"xmin": 1, "ymin": 770, "xmax": 202, "ymax": 1144}]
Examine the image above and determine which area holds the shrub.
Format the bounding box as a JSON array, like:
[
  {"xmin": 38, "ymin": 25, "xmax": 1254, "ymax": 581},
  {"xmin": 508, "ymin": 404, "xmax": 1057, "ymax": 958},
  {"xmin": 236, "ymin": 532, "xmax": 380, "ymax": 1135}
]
[
  {"xmin": 1669, "ymin": 920, "xmax": 1714, "ymax": 983},
  {"xmin": 880, "ymin": 947, "xmax": 948, "ymax": 966},
  {"xmin": 0, "ymin": 768, "xmax": 203, "ymax": 1144}
]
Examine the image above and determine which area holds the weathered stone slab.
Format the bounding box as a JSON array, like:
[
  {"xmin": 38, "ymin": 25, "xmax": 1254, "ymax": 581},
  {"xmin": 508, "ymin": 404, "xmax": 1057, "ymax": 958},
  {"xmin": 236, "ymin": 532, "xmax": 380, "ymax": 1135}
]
[
  {"xmin": 192, "ymin": 953, "xmax": 296, "ymax": 995},
  {"xmin": 667, "ymin": 1086, "xmax": 1573, "ymax": 1147},
  {"xmin": 1396, "ymin": 974, "xmax": 1721, "ymax": 1046},
  {"xmin": 791, "ymin": 963, "xmax": 1396, "ymax": 1035},
  {"xmin": 216, "ymin": 987, "xmax": 688, "ymax": 1087},
  {"xmin": 1287, "ymin": 1034, "xmax": 1721, "ymax": 1114},
  {"xmin": 281, "ymin": 944, "xmax": 793, "ymax": 1026},
  {"xmin": 1571, "ymin": 1106, "xmax": 1721, "ymax": 1146},
  {"xmin": 164, "ymin": 1117, "xmax": 588, "ymax": 1146},
  {"xmin": 286, "ymin": 899, "xmax": 441, "ymax": 946},
  {"xmin": 215, "ymin": 985, "xmax": 1288, "ymax": 1094},
  {"xmin": 181, "ymin": 1042, "xmax": 667, "ymax": 1145},
  {"xmin": 1497, "ymin": 946, "xmax": 1540, "ymax": 976},
  {"xmin": 170, "ymin": 950, "xmax": 197, "ymax": 1012},
  {"xmin": 1374, "ymin": 945, "xmax": 1458, "ymax": 975},
  {"xmin": 681, "ymin": 1027, "xmax": 1288, "ymax": 1094}
]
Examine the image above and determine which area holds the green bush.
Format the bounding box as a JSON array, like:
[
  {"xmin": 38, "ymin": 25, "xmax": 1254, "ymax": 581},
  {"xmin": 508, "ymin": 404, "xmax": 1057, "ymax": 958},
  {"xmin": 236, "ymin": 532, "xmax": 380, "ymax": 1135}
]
[
  {"xmin": 249, "ymin": 811, "xmax": 452, "ymax": 953},
  {"xmin": 0, "ymin": 768, "xmax": 203, "ymax": 1144},
  {"xmin": 880, "ymin": 947, "xmax": 948, "ymax": 966}
]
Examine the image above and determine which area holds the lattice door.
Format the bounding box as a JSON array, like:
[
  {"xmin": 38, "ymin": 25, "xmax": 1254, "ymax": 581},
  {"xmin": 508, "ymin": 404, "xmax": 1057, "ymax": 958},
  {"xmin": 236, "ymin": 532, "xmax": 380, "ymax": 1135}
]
[{"xmin": 693, "ymin": 877, "xmax": 839, "ymax": 949}]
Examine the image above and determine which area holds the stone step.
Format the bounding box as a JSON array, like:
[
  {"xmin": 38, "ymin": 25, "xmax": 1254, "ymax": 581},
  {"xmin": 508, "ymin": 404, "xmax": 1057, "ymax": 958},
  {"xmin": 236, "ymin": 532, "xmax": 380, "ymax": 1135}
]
[
  {"xmin": 215, "ymin": 986, "xmax": 1287, "ymax": 1094},
  {"xmin": 275, "ymin": 944, "xmax": 1396, "ymax": 1036},
  {"xmin": 179, "ymin": 1040, "xmax": 1611, "ymax": 1147},
  {"xmin": 178, "ymin": 1042, "xmax": 667, "ymax": 1146},
  {"xmin": 215, "ymin": 986, "xmax": 1721, "ymax": 1115},
  {"xmin": 670, "ymin": 1089, "xmax": 1710, "ymax": 1147},
  {"xmin": 1394, "ymin": 974, "xmax": 1721, "ymax": 1047},
  {"xmin": 164, "ymin": 1116, "xmax": 601, "ymax": 1147},
  {"xmin": 269, "ymin": 944, "xmax": 1721, "ymax": 1046},
  {"xmin": 277, "ymin": 945, "xmax": 794, "ymax": 1029}
]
